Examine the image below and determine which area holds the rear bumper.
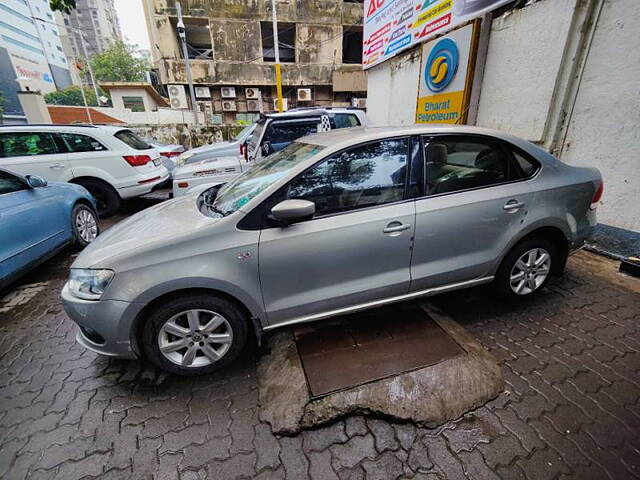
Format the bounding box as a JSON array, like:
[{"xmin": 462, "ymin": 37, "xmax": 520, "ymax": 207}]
[
  {"xmin": 118, "ymin": 171, "xmax": 170, "ymax": 199},
  {"xmin": 61, "ymin": 283, "xmax": 141, "ymax": 359}
]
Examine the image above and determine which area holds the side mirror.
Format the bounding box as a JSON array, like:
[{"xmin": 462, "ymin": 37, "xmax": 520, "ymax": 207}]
[
  {"xmin": 270, "ymin": 199, "xmax": 315, "ymax": 225},
  {"xmin": 26, "ymin": 175, "xmax": 48, "ymax": 188}
]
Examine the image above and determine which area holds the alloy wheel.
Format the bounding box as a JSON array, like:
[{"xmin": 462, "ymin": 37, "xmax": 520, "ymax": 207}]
[
  {"xmin": 157, "ymin": 309, "xmax": 233, "ymax": 368},
  {"xmin": 75, "ymin": 209, "xmax": 98, "ymax": 243},
  {"xmin": 509, "ymin": 247, "xmax": 551, "ymax": 295}
]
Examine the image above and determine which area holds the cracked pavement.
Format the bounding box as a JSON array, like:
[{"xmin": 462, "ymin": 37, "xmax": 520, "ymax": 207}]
[{"xmin": 1, "ymin": 204, "xmax": 639, "ymax": 479}]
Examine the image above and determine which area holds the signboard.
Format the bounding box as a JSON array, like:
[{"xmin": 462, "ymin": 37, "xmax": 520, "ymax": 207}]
[
  {"xmin": 363, "ymin": 0, "xmax": 510, "ymax": 69},
  {"xmin": 10, "ymin": 52, "xmax": 56, "ymax": 94},
  {"xmin": 416, "ymin": 22, "xmax": 478, "ymax": 124}
]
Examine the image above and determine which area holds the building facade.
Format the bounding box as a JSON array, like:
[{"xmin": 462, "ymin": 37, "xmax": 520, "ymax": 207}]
[
  {"xmin": 143, "ymin": 0, "xmax": 367, "ymax": 125},
  {"xmin": 0, "ymin": 0, "xmax": 73, "ymax": 123}
]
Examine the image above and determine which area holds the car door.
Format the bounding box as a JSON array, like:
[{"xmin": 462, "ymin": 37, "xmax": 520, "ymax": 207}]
[
  {"xmin": 410, "ymin": 134, "xmax": 536, "ymax": 291},
  {"xmin": 258, "ymin": 137, "xmax": 415, "ymax": 326},
  {"xmin": 0, "ymin": 131, "xmax": 70, "ymax": 182},
  {"xmin": 60, "ymin": 131, "xmax": 112, "ymax": 175},
  {"xmin": 0, "ymin": 170, "xmax": 67, "ymax": 284}
]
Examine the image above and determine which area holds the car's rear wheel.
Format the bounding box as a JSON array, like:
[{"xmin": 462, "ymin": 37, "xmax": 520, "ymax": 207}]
[
  {"xmin": 71, "ymin": 203, "xmax": 99, "ymax": 248},
  {"xmin": 75, "ymin": 179, "xmax": 121, "ymax": 218},
  {"xmin": 142, "ymin": 294, "xmax": 248, "ymax": 376},
  {"xmin": 494, "ymin": 237, "xmax": 557, "ymax": 300}
]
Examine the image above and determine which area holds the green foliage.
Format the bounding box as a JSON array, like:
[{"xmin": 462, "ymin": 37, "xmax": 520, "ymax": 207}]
[
  {"xmin": 89, "ymin": 41, "xmax": 151, "ymax": 83},
  {"xmin": 49, "ymin": 0, "xmax": 76, "ymax": 14},
  {"xmin": 44, "ymin": 86, "xmax": 105, "ymax": 106}
]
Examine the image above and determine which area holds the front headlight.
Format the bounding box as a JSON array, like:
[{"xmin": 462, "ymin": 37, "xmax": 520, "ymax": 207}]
[{"xmin": 68, "ymin": 269, "xmax": 114, "ymax": 300}]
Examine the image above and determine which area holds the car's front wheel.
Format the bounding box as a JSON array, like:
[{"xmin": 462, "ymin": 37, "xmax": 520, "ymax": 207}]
[
  {"xmin": 71, "ymin": 203, "xmax": 99, "ymax": 248},
  {"xmin": 142, "ymin": 294, "xmax": 248, "ymax": 376},
  {"xmin": 494, "ymin": 237, "xmax": 557, "ymax": 300}
]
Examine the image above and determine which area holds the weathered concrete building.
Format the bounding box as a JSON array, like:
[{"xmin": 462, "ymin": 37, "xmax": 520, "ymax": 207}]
[{"xmin": 143, "ymin": 0, "xmax": 367, "ymax": 124}]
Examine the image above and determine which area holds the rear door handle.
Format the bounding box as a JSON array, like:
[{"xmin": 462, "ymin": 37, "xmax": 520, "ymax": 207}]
[
  {"xmin": 383, "ymin": 222, "xmax": 411, "ymax": 234},
  {"xmin": 49, "ymin": 163, "xmax": 65, "ymax": 169},
  {"xmin": 503, "ymin": 200, "xmax": 525, "ymax": 211}
]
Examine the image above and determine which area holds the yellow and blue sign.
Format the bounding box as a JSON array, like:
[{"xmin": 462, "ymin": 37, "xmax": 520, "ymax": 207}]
[{"xmin": 425, "ymin": 38, "xmax": 459, "ymax": 92}]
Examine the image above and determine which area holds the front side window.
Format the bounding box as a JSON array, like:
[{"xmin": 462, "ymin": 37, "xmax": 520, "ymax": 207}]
[
  {"xmin": 287, "ymin": 138, "xmax": 409, "ymax": 216},
  {"xmin": 211, "ymin": 142, "xmax": 325, "ymax": 216},
  {"xmin": 0, "ymin": 132, "xmax": 59, "ymax": 157},
  {"xmin": 114, "ymin": 130, "xmax": 152, "ymax": 150},
  {"xmin": 0, "ymin": 171, "xmax": 27, "ymax": 194},
  {"xmin": 424, "ymin": 137, "xmax": 522, "ymax": 195},
  {"xmin": 61, "ymin": 133, "xmax": 107, "ymax": 153}
]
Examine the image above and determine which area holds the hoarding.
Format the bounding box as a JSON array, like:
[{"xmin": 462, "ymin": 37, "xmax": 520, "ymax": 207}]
[
  {"xmin": 363, "ymin": 0, "xmax": 511, "ymax": 69},
  {"xmin": 416, "ymin": 22, "xmax": 477, "ymax": 124}
]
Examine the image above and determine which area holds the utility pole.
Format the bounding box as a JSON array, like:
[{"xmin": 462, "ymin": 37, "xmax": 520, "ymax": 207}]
[
  {"xmin": 270, "ymin": 0, "xmax": 284, "ymax": 112},
  {"xmin": 77, "ymin": 32, "xmax": 101, "ymax": 108},
  {"xmin": 175, "ymin": 2, "xmax": 200, "ymax": 125}
]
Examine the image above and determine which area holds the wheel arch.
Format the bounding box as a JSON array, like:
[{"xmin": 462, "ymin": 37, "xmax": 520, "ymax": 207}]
[
  {"xmin": 500, "ymin": 225, "xmax": 570, "ymax": 276},
  {"xmin": 129, "ymin": 287, "xmax": 262, "ymax": 358},
  {"xmin": 69, "ymin": 176, "xmax": 121, "ymax": 198}
]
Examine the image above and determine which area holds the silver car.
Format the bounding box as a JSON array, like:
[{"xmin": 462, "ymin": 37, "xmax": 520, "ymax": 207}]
[{"xmin": 61, "ymin": 125, "xmax": 602, "ymax": 375}]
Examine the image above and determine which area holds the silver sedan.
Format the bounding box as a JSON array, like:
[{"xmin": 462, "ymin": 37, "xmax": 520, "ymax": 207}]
[{"xmin": 62, "ymin": 125, "xmax": 602, "ymax": 375}]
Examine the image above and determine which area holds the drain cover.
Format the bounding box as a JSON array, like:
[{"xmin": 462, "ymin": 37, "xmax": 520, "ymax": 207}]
[{"xmin": 294, "ymin": 304, "xmax": 465, "ymax": 398}]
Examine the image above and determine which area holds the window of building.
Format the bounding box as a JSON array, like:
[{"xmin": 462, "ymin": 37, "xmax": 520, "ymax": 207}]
[
  {"xmin": 342, "ymin": 27, "xmax": 363, "ymax": 64},
  {"xmin": 174, "ymin": 17, "xmax": 212, "ymax": 59},
  {"xmin": 0, "ymin": 132, "xmax": 60, "ymax": 157},
  {"xmin": 423, "ymin": 137, "xmax": 525, "ymax": 196},
  {"xmin": 64, "ymin": 18, "xmax": 69, "ymax": 25},
  {"xmin": 287, "ymin": 138, "xmax": 409, "ymax": 216},
  {"xmin": 122, "ymin": 96, "xmax": 146, "ymax": 112},
  {"xmin": 261, "ymin": 22, "xmax": 295, "ymax": 63}
]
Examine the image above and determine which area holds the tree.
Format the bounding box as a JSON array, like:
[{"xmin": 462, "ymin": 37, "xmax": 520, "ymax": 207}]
[
  {"xmin": 49, "ymin": 0, "xmax": 76, "ymax": 14},
  {"xmin": 89, "ymin": 41, "xmax": 151, "ymax": 83},
  {"xmin": 44, "ymin": 86, "xmax": 101, "ymax": 106}
]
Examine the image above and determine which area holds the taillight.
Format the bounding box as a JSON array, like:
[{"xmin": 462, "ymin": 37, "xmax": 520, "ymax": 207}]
[
  {"xmin": 240, "ymin": 143, "xmax": 246, "ymax": 157},
  {"xmin": 160, "ymin": 151, "xmax": 181, "ymax": 158},
  {"xmin": 590, "ymin": 182, "xmax": 603, "ymax": 210},
  {"xmin": 123, "ymin": 155, "xmax": 152, "ymax": 167}
]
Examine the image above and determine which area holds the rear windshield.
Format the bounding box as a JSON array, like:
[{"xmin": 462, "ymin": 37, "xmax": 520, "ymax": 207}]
[{"xmin": 115, "ymin": 130, "xmax": 152, "ymax": 150}]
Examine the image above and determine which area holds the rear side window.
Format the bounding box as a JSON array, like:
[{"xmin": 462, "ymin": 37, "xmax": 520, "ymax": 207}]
[
  {"xmin": 330, "ymin": 113, "xmax": 360, "ymax": 129},
  {"xmin": 0, "ymin": 132, "xmax": 60, "ymax": 157},
  {"xmin": 267, "ymin": 122, "xmax": 319, "ymax": 151},
  {"xmin": 512, "ymin": 150, "xmax": 539, "ymax": 178},
  {"xmin": 114, "ymin": 130, "xmax": 152, "ymax": 150},
  {"xmin": 61, "ymin": 133, "xmax": 108, "ymax": 153}
]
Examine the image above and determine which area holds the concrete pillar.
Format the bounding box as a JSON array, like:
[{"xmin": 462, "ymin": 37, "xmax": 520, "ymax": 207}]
[{"xmin": 17, "ymin": 90, "xmax": 52, "ymax": 123}]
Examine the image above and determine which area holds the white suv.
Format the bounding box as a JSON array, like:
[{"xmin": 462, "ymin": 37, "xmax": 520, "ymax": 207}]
[{"xmin": 0, "ymin": 125, "xmax": 169, "ymax": 216}]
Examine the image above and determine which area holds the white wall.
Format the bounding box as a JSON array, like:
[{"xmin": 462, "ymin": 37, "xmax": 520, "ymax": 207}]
[
  {"xmin": 560, "ymin": 0, "xmax": 640, "ymax": 232},
  {"xmin": 93, "ymin": 106, "xmax": 203, "ymax": 125},
  {"xmin": 366, "ymin": 48, "xmax": 422, "ymax": 126},
  {"xmin": 109, "ymin": 88, "xmax": 158, "ymax": 112}
]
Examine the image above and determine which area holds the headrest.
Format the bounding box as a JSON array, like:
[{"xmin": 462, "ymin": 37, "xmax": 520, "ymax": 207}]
[{"xmin": 425, "ymin": 143, "xmax": 448, "ymax": 164}]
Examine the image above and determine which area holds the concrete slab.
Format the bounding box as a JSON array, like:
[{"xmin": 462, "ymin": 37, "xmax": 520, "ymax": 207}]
[{"xmin": 257, "ymin": 302, "xmax": 504, "ymax": 435}]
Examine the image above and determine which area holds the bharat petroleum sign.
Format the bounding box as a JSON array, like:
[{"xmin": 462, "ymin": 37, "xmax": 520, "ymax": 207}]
[{"xmin": 424, "ymin": 38, "xmax": 459, "ymax": 93}]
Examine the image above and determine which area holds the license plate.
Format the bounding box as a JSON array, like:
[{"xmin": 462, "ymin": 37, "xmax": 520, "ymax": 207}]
[{"xmin": 153, "ymin": 158, "xmax": 162, "ymax": 166}]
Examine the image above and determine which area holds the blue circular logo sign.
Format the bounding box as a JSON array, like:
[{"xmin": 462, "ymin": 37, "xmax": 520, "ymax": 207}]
[{"xmin": 425, "ymin": 38, "xmax": 459, "ymax": 93}]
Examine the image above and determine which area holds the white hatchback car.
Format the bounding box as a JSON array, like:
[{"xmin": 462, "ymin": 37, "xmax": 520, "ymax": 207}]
[{"xmin": 0, "ymin": 125, "xmax": 169, "ymax": 216}]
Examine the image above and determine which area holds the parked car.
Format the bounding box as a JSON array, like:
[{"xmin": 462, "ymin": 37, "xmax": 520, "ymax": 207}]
[
  {"xmin": 62, "ymin": 125, "xmax": 602, "ymax": 375},
  {"xmin": 1, "ymin": 168, "xmax": 98, "ymax": 292},
  {"xmin": 145, "ymin": 139, "xmax": 185, "ymax": 176},
  {"xmin": 176, "ymin": 123, "xmax": 256, "ymax": 168},
  {"xmin": 171, "ymin": 108, "xmax": 366, "ymax": 197},
  {"xmin": 0, "ymin": 125, "xmax": 169, "ymax": 217}
]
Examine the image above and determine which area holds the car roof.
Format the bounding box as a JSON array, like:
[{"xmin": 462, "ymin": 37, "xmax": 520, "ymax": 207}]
[{"xmin": 0, "ymin": 124, "xmax": 127, "ymax": 132}]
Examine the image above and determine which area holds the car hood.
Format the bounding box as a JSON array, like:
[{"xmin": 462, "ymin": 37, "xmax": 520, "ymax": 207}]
[{"xmin": 72, "ymin": 193, "xmax": 217, "ymax": 269}]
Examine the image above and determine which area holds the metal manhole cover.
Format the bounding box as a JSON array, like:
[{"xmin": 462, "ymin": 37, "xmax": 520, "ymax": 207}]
[{"xmin": 294, "ymin": 304, "xmax": 465, "ymax": 398}]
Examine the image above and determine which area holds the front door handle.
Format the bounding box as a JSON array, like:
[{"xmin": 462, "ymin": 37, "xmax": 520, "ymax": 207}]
[
  {"xmin": 49, "ymin": 163, "xmax": 65, "ymax": 169},
  {"xmin": 383, "ymin": 222, "xmax": 411, "ymax": 234},
  {"xmin": 503, "ymin": 200, "xmax": 525, "ymax": 212}
]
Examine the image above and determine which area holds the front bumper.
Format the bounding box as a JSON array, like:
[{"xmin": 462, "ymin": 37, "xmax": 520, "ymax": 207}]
[{"xmin": 61, "ymin": 283, "xmax": 141, "ymax": 359}]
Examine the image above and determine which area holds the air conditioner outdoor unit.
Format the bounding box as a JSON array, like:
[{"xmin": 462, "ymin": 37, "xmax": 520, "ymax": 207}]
[
  {"xmin": 197, "ymin": 101, "xmax": 212, "ymax": 115},
  {"xmin": 195, "ymin": 86, "xmax": 211, "ymax": 98},
  {"xmin": 351, "ymin": 98, "xmax": 367, "ymax": 109},
  {"xmin": 221, "ymin": 87, "xmax": 236, "ymax": 98},
  {"xmin": 246, "ymin": 99, "xmax": 261, "ymax": 112},
  {"xmin": 245, "ymin": 87, "xmax": 260, "ymax": 99},
  {"xmin": 222, "ymin": 100, "xmax": 237, "ymax": 111},
  {"xmin": 168, "ymin": 84, "xmax": 188, "ymax": 109},
  {"xmin": 273, "ymin": 98, "xmax": 288, "ymax": 111},
  {"xmin": 297, "ymin": 88, "xmax": 312, "ymax": 102}
]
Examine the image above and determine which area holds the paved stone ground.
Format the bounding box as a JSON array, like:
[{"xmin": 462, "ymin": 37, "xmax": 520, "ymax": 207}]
[{"xmin": 1, "ymin": 204, "xmax": 639, "ymax": 479}]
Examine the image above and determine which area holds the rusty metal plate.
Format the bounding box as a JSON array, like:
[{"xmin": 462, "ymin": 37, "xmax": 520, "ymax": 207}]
[{"xmin": 294, "ymin": 304, "xmax": 465, "ymax": 398}]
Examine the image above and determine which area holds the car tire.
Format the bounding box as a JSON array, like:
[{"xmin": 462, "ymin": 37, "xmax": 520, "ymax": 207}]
[
  {"xmin": 75, "ymin": 179, "xmax": 121, "ymax": 218},
  {"xmin": 494, "ymin": 237, "xmax": 557, "ymax": 300},
  {"xmin": 142, "ymin": 294, "xmax": 249, "ymax": 376},
  {"xmin": 71, "ymin": 203, "xmax": 99, "ymax": 248}
]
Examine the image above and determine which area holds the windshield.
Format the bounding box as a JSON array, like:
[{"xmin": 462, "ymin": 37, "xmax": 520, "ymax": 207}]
[
  {"xmin": 234, "ymin": 124, "xmax": 255, "ymax": 141},
  {"xmin": 247, "ymin": 119, "xmax": 267, "ymax": 158},
  {"xmin": 210, "ymin": 141, "xmax": 324, "ymax": 216}
]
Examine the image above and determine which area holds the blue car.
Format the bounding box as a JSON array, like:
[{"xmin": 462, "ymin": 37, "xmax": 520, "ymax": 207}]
[{"xmin": 0, "ymin": 168, "xmax": 99, "ymax": 292}]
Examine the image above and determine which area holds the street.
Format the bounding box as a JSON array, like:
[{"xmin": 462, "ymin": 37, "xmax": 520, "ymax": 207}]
[{"xmin": 1, "ymin": 198, "xmax": 639, "ymax": 480}]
